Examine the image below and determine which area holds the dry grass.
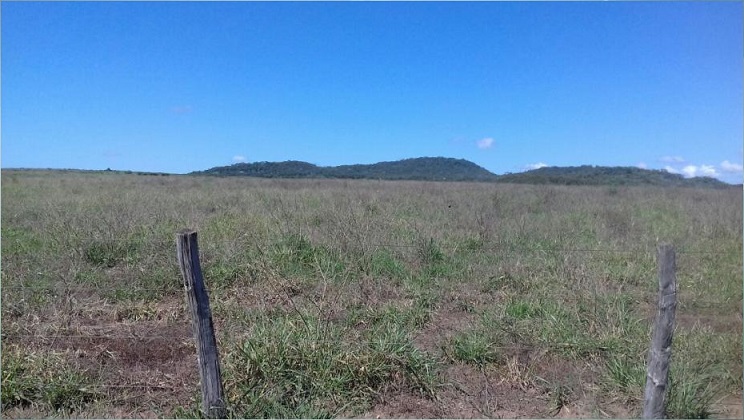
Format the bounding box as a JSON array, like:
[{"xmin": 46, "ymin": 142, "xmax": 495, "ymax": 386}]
[{"xmin": 1, "ymin": 170, "xmax": 741, "ymax": 418}]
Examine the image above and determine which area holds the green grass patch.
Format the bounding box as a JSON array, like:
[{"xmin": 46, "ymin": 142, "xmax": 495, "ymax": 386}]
[
  {"xmin": 367, "ymin": 300, "xmax": 433, "ymax": 331},
  {"xmin": 414, "ymin": 238, "xmax": 464, "ymax": 279},
  {"xmin": 204, "ymin": 260, "xmax": 252, "ymax": 289},
  {"xmin": 83, "ymin": 239, "xmax": 140, "ymax": 268},
  {"xmin": 666, "ymin": 369, "xmax": 720, "ymax": 419},
  {"xmin": 73, "ymin": 268, "xmax": 106, "ymax": 286},
  {"xmin": 450, "ymin": 329, "xmax": 502, "ymax": 365},
  {"xmin": 505, "ymin": 299, "xmax": 541, "ymax": 320},
  {"xmin": 222, "ymin": 312, "xmax": 439, "ymax": 418},
  {"xmin": 270, "ymin": 234, "xmax": 346, "ymax": 281},
  {"xmin": 369, "ymin": 248, "xmax": 408, "ymax": 280},
  {"xmin": 634, "ymin": 204, "xmax": 688, "ymax": 244},
  {"xmin": 496, "ymin": 293, "xmax": 644, "ymax": 360},
  {"xmin": 461, "ymin": 237, "xmax": 485, "ymax": 251},
  {"xmin": 1, "ymin": 347, "xmax": 97, "ymax": 413},
  {"xmin": 1, "ymin": 227, "xmax": 45, "ymax": 256},
  {"xmin": 604, "ymin": 353, "xmax": 645, "ymax": 397},
  {"xmin": 481, "ymin": 269, "xmax": 530, "ymax": 294},
  {"xmin": 417, "ymin": 238, "xmax": 444, "ymax": 266}
]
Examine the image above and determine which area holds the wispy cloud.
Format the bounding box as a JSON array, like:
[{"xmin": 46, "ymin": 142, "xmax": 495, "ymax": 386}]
[
  {"xmin": 720, "ymin": 160, "xmax": 743, "ymax": 173},
  {"xmin": 659, "ymin": 156, "xmax": 685, "ymax": 163},
  {"xmin": 636, "ymin": 162, "xmax": 647, "ymax": 169},
  {"xmin": 232, "ymin": 155, "xmax": 247, "ymax": 163},
  {"xmin": 663, "ymin": 166, "xmax": 680, "ymax": 174},
  {"xmin": 476, "ymin": 137, "xmax": 494, "ymax": 150},
  {"xmin": 525, "ymin": 162, "xmax": 548, "ymax": 170}
]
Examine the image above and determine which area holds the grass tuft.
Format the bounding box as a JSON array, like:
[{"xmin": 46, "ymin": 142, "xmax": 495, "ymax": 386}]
[
  {"xmin": 83, "ymin": 239, "xmax": 139, "ymax": 268},
  {"xmin": 450, "ymin": 329, "xmax": 502, "ymax": 365},
  {"xmin": 1, "ymin": 347, "xmax": 97, "ymax": 413},
  {"xmin": 222, "ymin": 312, "xmax": 439, "ymax": 418}
]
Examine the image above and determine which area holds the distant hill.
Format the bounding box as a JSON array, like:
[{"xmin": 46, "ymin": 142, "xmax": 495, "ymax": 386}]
[
  {"xmin": 191, "ymin": 157, "xmax": 496, "ymax": 182},
  {"xmin": 495, "ymin": 165, "xmax": 732, "ymax": 188},
  {"xmin": 190, "ymin": 158, "xmax": 734, "ymax": 188},
  {"xmin": 329, "ymin": 157, "xmax": 495, "ymax": 181},
  {"xmin": 196, "ymin": 160, "xmax": 324, "ymax": 179}
]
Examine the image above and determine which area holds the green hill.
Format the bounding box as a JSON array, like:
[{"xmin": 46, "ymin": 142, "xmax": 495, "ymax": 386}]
[
  {"xmin": 199, "ymin": 160, "xmax": 323, "ymax": 178},
  {"xmin": 328, "ymin": 157, "xmax": 495, "ymax": 181},
  {"xmin": 496, "ymin": 165, "xmax": 732, "ymax": 188},
  {"xmin": 191, "ymin": 158, "xmax": 734, "ymax": 188},
  {"xmin": 192, "ymin": 157, "xmax": 496, "ymax": 181}
]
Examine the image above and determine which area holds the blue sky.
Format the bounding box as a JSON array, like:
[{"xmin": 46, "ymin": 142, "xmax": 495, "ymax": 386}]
[{"xmin": 2, "ymin": 2, "xmax": 742, "ymax": 183}]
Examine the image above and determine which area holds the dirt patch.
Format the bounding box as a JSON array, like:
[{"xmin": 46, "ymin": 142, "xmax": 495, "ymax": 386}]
[
  {"xmin": 68, "ymin": 320, "xmax": 197, "ymax": 416},
  {"xmin": 531, "ymin": 353, "xmax": 641, "ymax": 419},
  {"xmin": 359, "ymin": 391, "xmax": 441, "ymax": 419},
  {"xmin": 410, "ymin": 280, "xmax": 503, "ymax": 355},
  {"xmin": 360, "ymin": 363, "xmax": 551, "ymax": 419},
  {"xmin": 441, "ymin": 363, "xmax": 549, "ymax": 418},
  {"xmin": 674, "ymin": 312, "xmax": 743, "ymax": 334},
  {"xmin": 712, "ymin": 392, "xmax": 743, "ymax": 419},
  {"xmin": 70, "ymin": 324, "xmax": 193, "ymax": 370},
  {"xmin": 2, "ymin": 298, "xmax": 199, "ymax": 418},
  {"xmin": 412, "ymin": 305, "xmax": 478, "ymax": 354},
  {"xmin": 641, "ymin": 301, "xmax": 743, "ymax": 334}
]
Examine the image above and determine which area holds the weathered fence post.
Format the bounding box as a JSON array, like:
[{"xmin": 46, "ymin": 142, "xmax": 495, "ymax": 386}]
[
  {"xmin": 642, "ymin": 244, "xmax": 677, "ymax": 419},
  {"xmin": 177, "ymin": 230, "xmax": 227, "ymax": 419}
]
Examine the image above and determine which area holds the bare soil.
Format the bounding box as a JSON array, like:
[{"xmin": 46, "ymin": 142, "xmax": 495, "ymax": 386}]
[{"xmin": 3, "ymin": 297, "xmax": 198, "ymax": 418}]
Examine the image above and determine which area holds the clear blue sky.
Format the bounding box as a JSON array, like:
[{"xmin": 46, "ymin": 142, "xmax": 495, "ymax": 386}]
[{"xmin": 3, "ymin": 1, "xmax": 742, "ymax": 183}]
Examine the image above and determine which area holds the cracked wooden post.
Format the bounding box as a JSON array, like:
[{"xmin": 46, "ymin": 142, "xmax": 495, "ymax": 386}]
[
  {"xmin": 642, "ymin": 244, "xmax": 677, "ymax": 419},
  {"xmin": 177, "ymin": 230, "xmax": 226, "ymax": 419}
]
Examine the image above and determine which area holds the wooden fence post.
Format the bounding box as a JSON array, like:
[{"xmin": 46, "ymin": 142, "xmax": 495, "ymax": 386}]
[
  {"xmin": 642, "ymin": 244, "xmax": 678, "ymax": 419},
  {"xmin": 177, "ymin": 230, "xmax": 227, "ymax": 419}
]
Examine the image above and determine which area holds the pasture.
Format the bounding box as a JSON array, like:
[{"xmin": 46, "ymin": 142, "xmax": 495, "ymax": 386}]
[{"xmin": 1, "ymin": 170, "xmax": 741, "ymax": 418}]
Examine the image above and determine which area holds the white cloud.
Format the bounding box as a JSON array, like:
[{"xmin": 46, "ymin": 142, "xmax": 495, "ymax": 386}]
[
  {"xmin": 660, "ymin": 156, "xmax": 685, "ymax": 163},
  {"xmin": 476, "ymin": 137, "xmax": 494, "ymax": 150},
  {"xmin": 720, "ymin": 160, "xmax": 743, "ymax": 173},
  {"xmin": 698, "ymin": 165, "xmax": 719, "ymax": 177},
  {"xmin": 681, "ymin": 164, "xmax": 719, "ymax": 178},
  {"xmin": 681, "ymin": 166, "xmax": 697, "ymax": 178},
  {"xmin": 525, "ymin": 162, "xmax": 548, "ymax": 170},
  {"xmin": 637, "ymin": 162, "xmax": 647, "ymax": 169},
  {"xmin": 232, "ymin": 155, "xmax": 247, "ymax": 163},
  {"xmin": 663, "ymin": 166, "xmax": 679, "ymax": 174}
]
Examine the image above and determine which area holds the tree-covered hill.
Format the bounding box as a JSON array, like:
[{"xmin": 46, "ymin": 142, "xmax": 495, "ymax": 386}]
[
  {"xmin": 197, "ymin": 160, "xmax": 323, "ymax": 178},
  {"xmin": 495, "ymin": 165, "xmax": 732, "ymax": 188},
  {"xmin": 190, "ymin": 158, "xmax": 735, "ymax": 188},
  {"xmin": 191, "ymin": 157, "xmax": 497, "ymax": 181},
  {"xmin": 327, "ymin": 157, "xmax": 495, "ymax": 181}
]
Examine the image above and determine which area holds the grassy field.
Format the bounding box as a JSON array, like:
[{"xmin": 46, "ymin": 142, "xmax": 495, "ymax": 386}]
[{"xmin": 1, "ymin": 170, "xmax": 742, "ymax": 418}]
